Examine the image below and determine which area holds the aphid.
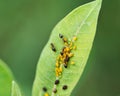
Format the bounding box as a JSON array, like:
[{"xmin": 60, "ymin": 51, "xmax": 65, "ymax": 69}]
[
  {"xmin": 71, "ymin": 61, "xmax": 75, "ymax": 65},
  {"xmin": 62, "ymin": 85, "xmax": 68, "ymax": 90},
  {"xmin": 64, "ymin": 42, "xmax": 68, "ymax": 46},
  {"xmin": 59, "ymin": 33, "xmax": 63, "ymax": 38},
  {"xmin": 56, "ymin": 62, "xmax": 59, "ymax": 67},
  {"xmin": 73, "ymin": 36, "xmax": 77, "ymax": 41},
  {"xmin": 53, "ymin": 88, "xmax": 57, "ymax": 93},
  {"xmin": 73, "ymin": 46, "xmax": 77, "ymax": 50},
  {"xmin": 63, "ymin": 38, "xmax": 67, "ymax": 43},
  {"xmin": 60, "ymin": 51, "xmax": 63, "ymax": 55},
  {"xmin": 69, "ymin": 42, "xmax": 73, "ymax": 47},
  {"xmin": 64, "ymin": 64, "xmax": 67, "ymax": 68},
  {"xmin": 44, "ymin": 93, "xmax": 49, "ymax": 96},
  {"xmin": 64, "ymin": 56, "xmax": 70, "ymax": 63},
  {"xmin": 43, "ymin": 87, "xmax": 47, "ymax": 92},
  {"xmin": 51, "ymin": 43, "xmax": 56, "ymax": 52},
  {"xmin": 68, "ymin": 53, "xmax": 74, "ymax": 57},
  {"xmin": 62, "ymin": 46, "xmax": 66, "ymax": 52},
  {"xmin": 56, "ymin": 73, "xmax": 59, "ymax": 77},
  {"xmin": 55, "ymin": 80, "xmax": 60, "ymax": 85},
  {"xmin": 65, "ymin": 47, "xmax": 70, "ymax": 52},
  {"xmin": 55, "ymin": 68, "xmax": 59, "ymax": 72},
  {"xmin": 59, "ymin": 67, "xmax": 62, "ymax": 72}
]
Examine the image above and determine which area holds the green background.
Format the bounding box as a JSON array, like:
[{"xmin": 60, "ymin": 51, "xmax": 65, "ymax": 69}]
[{"xmin": 0, "ymin": 0, "xmax": 120, "ymax": 96}]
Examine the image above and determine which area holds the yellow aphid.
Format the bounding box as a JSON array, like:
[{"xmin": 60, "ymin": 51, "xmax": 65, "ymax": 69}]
[
  {"xmin": 73, "ymin": 36, "xmax": 77, "ymax": 41},
  {"xmin": 63, "ymin": 38, "xmax": 67, "ymax": 42},
  {"xmin": 70, "ymin": 47, "xmax": 73, "ymax": 50},
  {"xmin": 64, "ymin": 47, "xmax": 70, "ymax": 52},
  {"xmin": 66, "ymin": 52, "xmax": 69, "ymax": 56},
  {"xmin": 56, "ymin": 74, "xmax": 59, "ymax": 77},
  {"xmin": 59, "ymin": 67, "xmax": 62, "ymax": 72},
  {"xmin": 69, "ymin": 43, "xmax": 73, "ymax": 47},
  {"xmin": 61, "ymin": 58, "xmax": 64, "ymax": 61},
  {"xmin": 55, "ymin": 68, "xmax": 59, "ymax": 72},
  {"xmin": 59, "ymin": 72, "xmax": 61, "ymax": 75},
  {"xmin": 44, "ymin": 93, "xmax": 49, "ymax": 96},
  {"xmin": 71, "ymin": 61, "xmax": 75, "ymax": 65},
  {"xmin": 59, "ymin": 55, "xmax": 62, "ymax": 58},
  {"xmin": 63, "ymin": 54, "xmax": 66, "ymax": 57},
  {"xmin": 59, "ymin": 61, "xmax": 62, "ymax": 64},
  {"xmin": 59, "ymin": 57, "xmax": 62, "ymax": 60},
  {"xmin": 63, "ymin": 49, "xmax": 66, "ymax": 52},
  {"xmin": 60, "ymin": 56, "xmax": 63, "ymax": 61},
  {"xmin": 68, "ymin": 53, "xmax": 74, "ymax": 57},
  {"xmin": 73, "ymin": 46, "xmax": 77, "ymax": 50},
  {"xmin": 55, "ymin": 73, "xmax": 58, "ymax": 76},
  {"xmin": 65, "ymin": 42, "xmax": 68, "ymax": 46},
  {"xmin": 55, "ymin": 68, "xmax": 59, "ymax": 70},
  {"xmin": 56, "ymin": 62, "xmax": 59, "ymax": 67},
  {"xmin": 57, "ymin": 56, "xmax": 60, "ymax": 60},
  {"xmin": 58, "ymin": 69, "xmax": 60, "ymax": 73}
]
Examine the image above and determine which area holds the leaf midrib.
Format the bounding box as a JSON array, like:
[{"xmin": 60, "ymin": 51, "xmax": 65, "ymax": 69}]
[{"xmin": 75, "ymin": 1, "xmax": 98, "ymax": 36}]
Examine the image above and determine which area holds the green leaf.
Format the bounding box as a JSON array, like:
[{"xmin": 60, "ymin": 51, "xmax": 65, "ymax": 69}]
[
  {"xmin": 0, "ymin": 59, "xmax": 13, "ymax": 96},
  {"xmin": 11, "ymin": 81, "xmax": 22, "ymax": 96},
  {"xmin": 32, "ymin": 0, "xmax": 102, "ymax": 96}
]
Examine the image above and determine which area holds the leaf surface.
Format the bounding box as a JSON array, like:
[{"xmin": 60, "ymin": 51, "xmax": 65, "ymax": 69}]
[
  {"xmin": 11, "ymin": 81, "xmax": 22, "ymax": 96},
  {"xmin": 32, "ymin": 0, "xmax": 102, "ymax": 96},
  {"xmin": 0, "ymin": 59, "xmax": 13, "ymax": 96}
]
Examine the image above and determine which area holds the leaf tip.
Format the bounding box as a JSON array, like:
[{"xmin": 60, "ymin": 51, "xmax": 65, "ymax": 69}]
[{"xmin": 96, "ymin": 0, "xmax": 103, "ymax": 6}]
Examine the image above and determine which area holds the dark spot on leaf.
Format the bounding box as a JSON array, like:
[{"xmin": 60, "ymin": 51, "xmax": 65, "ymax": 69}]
[
  {"xmin": 43, "ymin": 87, "xmax": 47, "ymax": 92},
  {"xmin": 60, "ymin": 52, "xmax": 63, "ymax": 55},
  {"xmin": 64, "ymin": 64, "xmax": 67, "ymax": 68},
  {"xmin": 59, "ymin": 33, "xmax": 63, "ymax": 38},
  {"xmin": 53, "ymin": 88, "xmax": 57, "ymax": 93},
  {"xmin": 55, "ymin": 80, "xmax": 60, "ymax": 85},
  {"xmin": 62, "ymin": 85, "xmax": 68, "ymax": 90},
  {"xmin": 64, "ymin": 56, "xmax": 70, "ymax": 63},
  {"xmin": 51, "ymin": 43, "xmax": 56, "ymax": 52}
]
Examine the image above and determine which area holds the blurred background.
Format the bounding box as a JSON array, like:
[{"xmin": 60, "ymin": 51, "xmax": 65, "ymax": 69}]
[{"xmin": 0, "ymin": 0, "xmax": 120, "ymax": 96}]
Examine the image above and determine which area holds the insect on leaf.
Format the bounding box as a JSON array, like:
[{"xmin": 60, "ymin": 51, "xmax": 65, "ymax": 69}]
[
  {"xmin": 0, "ymin": 59, "xmax": 13, "ymax": 96},
  {"xmin": 32, "ymin": 0, "xmax": 102, "ymax": 96},
  {"xmin": 11, "ymin": 81, "xmax": 23, "ymax": 96}
]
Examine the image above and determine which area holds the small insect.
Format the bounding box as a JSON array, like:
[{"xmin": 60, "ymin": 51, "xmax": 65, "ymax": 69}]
[
  {"xmin": 51, "ymin": 43, "xmax": 56, "ymax": 52},
  {"xmin": 55, "ymin": 80, "xmax": 60, "ymax": 85},
  {"xmin": 73, "ymin": 36, "xmax": 77, "ymax": 41},
  {"xmin": 64, "ymin": 56, "xmax": 70, "ymax": 63},
  {"xmin": 62, "ymin": 46, "xmax": 66, "ymax": 52},
  {"xmin": 64, "ymin": 63, "xmax": 67, "ymax": 68},
  {"xmin": 56, "ymin": 62, "xmax": 59, "ymax": 67},
  {"xmin": 71, "ymin": 61, "xmax": 75, "ymax": 65},
  {"xmin": 43, "ymin": 87, "xmax": 47, "ymax": 92},
  {"xmin": 44, "ymin": 93, "xmax": 49, "ymax": 96},
  {"xmin": 65, "ymin": 47, "xmax": 70, "ymax": 52},
  {"xmin": 62, "ymin": 85, "xmax": 68, "ymax": 90},
  {"xmin": 59, "ymin": 33, "xmax": 63, "ymax": 38},
  {"xmin": 60, "ymin": 51, "xmax": 63, "ymax": 55},
  {"xmin": 59, "ymin": 67, "xmax": 62, "ymax": 72},
  {"xmin": 73, "ymin": 46, "xmax": 77, "ymax": 50},
  {"xmin": 53, "ymin": 88, "xmax": 57, "ymax": 93},
  {"xmin": 68, "ymin": 53, "xmax": 74, "ymax": 57},
  {"xmin": 63, "ymin": 37, "xmax": 68, "ymax": 43}
]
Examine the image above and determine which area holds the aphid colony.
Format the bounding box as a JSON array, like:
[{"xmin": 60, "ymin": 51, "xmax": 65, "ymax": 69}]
[
  {"xmin": 43, "ymin": 33, "xmax": 77, "ymax": 96},
  {"xmin": 55, "ymin": 33, "xmax": 76, "ymax": 77}
]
